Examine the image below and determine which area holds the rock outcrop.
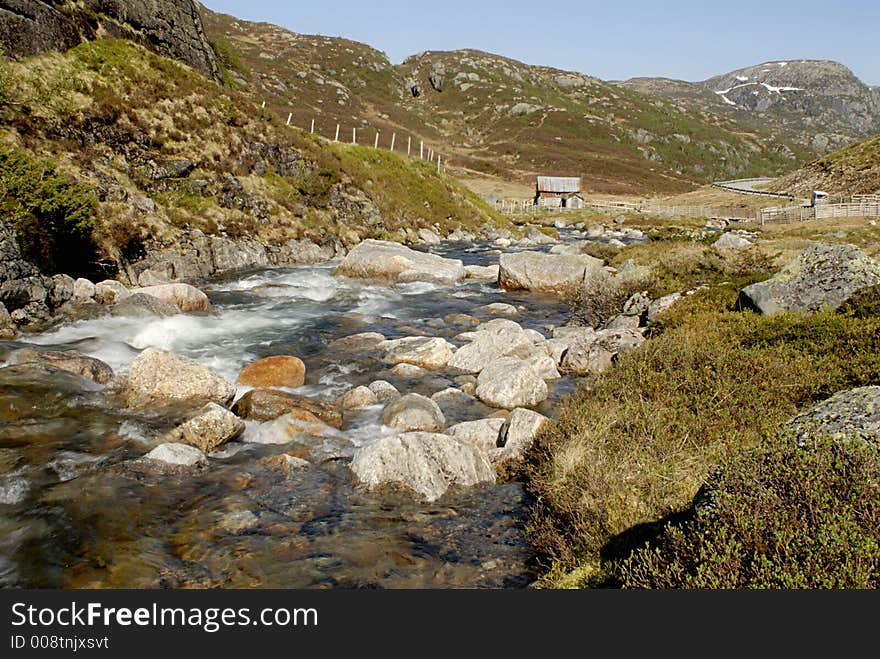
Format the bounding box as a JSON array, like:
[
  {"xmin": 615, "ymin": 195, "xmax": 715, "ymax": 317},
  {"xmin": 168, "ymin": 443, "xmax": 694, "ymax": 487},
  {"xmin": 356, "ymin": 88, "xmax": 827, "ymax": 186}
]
[
  {"xmin": 739, "ymin": 244, "xmax": 880, "ymax": 315},
  {"xmin": 0, "ymin": 0, "xmax": 221, "ymax": 81},
  {"xmin": 788, "ymin": 386, "xmax": 880, "ymax": 444}
]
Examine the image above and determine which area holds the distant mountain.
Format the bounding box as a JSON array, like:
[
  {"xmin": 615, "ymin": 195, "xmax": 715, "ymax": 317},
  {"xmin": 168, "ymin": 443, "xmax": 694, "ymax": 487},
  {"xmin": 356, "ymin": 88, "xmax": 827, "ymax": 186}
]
[
  {"xmin": 199, "ymin": 7, "xmax": 809, "ymax": 194},
  {"xmin": 624, "ymin": 60, "xmax": 880, "ymax": 152},
  {"xmin": 770, "ymin": 133, "xmax": 880, "ymax": 196}
]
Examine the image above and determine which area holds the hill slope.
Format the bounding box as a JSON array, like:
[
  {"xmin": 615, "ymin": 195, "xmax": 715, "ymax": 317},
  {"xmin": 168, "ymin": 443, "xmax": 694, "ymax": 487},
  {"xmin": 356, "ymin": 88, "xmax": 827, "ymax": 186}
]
[
  {"xmin": 770, "ymin": 133, "xmax": 880, "ymax": 196},
  {"xmin": 0, "ymin": 38, "xmax": 504, "ymax": 279},
  {"xmin": 199, "ymin": 8, "xmax": 809, "ymax": 194},
  {"xmin": 624, "ymin": 60, "xmax": 880, "ymax": 153}
]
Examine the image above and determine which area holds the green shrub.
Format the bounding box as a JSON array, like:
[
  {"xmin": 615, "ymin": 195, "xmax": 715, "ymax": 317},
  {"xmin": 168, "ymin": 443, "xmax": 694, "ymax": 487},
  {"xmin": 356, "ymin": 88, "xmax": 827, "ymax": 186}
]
[
  {"xmin": 616, "ymin": 435, "xmax": 880, "ymax": 588},
  {"xmin": 0, "ymin": 144, "xmax": 98, "ymax": 275}
]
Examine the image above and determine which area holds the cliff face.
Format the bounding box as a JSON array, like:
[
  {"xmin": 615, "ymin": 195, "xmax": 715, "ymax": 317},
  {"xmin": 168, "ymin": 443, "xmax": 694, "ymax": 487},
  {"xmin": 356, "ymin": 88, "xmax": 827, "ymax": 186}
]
[{"xmin": 0, "ymin": 0, "xmax": 220, "ymax": 80}]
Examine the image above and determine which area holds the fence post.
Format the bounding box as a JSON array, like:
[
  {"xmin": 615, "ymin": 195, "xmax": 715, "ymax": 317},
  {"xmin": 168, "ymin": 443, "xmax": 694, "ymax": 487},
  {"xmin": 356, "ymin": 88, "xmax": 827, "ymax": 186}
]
[
  {"xmin": 407, "ymin": 136, "xmax": 411, "ymax": 156},
  {"xmin": 352, "ymin": 127, "xmax": 357, "ymax": 144},
  {"xmin": 334, "ymin": 124, "xmax": 340, "ymax": 142},
  {"xmin": 310, "ymin": 118, "xmax": 315, "ymax": 134},
  {"xmin": 390, "ymin": 133, "xmax": 396, "ymax": 151},
  {"xmin": 286, "ymin": 113, "xmax": 292, "ymax": 126},
  {"xmin": 374, "ymin": 131, "xmax": 379, "ymax": 149},
  {"xmin": 437, "ymin": 154, "xmax": 441, "ymax": 174},
  {"xmin": 420, "ymin": 141, "xmax": 424, "ymax": 159}
]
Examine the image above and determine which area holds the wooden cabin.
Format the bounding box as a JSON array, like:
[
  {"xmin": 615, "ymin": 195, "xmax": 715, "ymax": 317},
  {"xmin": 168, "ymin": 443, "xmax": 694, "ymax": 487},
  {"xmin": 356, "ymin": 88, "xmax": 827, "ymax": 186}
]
[{"xmin": 535, "ymin": 176, "xmax": 584, "ymax": 209}]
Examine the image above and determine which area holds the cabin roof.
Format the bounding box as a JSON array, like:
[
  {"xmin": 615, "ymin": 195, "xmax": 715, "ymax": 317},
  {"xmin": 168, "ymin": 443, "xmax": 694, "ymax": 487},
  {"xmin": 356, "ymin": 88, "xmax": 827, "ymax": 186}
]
[{"xmin": 536, "ymin": 176, "xmax": 581, "ymax": 193}]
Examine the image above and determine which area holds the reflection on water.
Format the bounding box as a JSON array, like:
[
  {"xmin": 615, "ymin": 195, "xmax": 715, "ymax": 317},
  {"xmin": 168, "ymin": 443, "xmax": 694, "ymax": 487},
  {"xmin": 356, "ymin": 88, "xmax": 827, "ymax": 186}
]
[{"xmin": 0, "ymin": 238, "xmax": 578, "ymax": 588}]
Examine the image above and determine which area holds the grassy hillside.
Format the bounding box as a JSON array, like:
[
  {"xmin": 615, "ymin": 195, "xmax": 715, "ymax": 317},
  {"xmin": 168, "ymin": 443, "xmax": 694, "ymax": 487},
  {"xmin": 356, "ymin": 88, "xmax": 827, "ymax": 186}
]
[
  {"xmin": 0, "ymin": 39, "xmax": 505, "ymax": 276},
  {"xmin": 771, "ymin": 133, "xmax": 880, "ymax": 196},
  {"xmin": 199, "ymin": 8, "xmax": 810, "ymax": 195}
]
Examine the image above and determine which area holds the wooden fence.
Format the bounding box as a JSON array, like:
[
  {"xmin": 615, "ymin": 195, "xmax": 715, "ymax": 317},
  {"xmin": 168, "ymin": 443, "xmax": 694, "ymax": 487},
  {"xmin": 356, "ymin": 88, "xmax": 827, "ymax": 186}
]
[{"xmin": 759, "ymin": 200, "xmax": 880, "ymax": 224}]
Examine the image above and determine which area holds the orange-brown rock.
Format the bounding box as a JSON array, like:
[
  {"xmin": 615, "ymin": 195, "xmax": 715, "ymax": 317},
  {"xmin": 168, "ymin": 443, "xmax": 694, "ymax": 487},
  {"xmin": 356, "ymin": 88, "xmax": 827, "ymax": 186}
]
[{"xmin": 237, "ymin": 356, "xmax": 305, "ymax": 388}]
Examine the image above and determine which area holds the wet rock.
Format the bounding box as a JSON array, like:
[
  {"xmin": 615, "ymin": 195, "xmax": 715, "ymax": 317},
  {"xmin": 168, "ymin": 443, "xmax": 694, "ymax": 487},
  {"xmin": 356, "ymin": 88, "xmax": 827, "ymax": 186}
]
[
  {"xmin": 143, "ymin": 443, "xmax": 207, "ymax": 468},
  {"xmin": 499, "ymin": 251, "xmax": 603, "ymax": 293},
  {"xmin": 740, "ymin": 244, "xmax": 880, "ymax": 315},
  {"xmin": 0, "ymin": 476, "xmax": 30, "ymax": 504},
  {"xmin": 126, "ymin": 348, "xmax": 236, "ymax": 407},
  {"xmin": 464, "ymin": 264, "xmax": 500, "ymax": 280},
  {"xmin": 137, "ymin": 283, "xmax": 211, "ymax": 312},
  {"xmin": 10, "ymin": 301, "xmax": 50, "ymax": 328},
  {"xmin": 446, "ymin": 418, "xmax": 505, "ymax": 453},
  {"xmin": 94, "ymin": 280, "xmax": 132, "ymax": 305},
  {"xmin": 380, "ymin": 393, "xmax": 446, "ymax": 432},
  {"xmin": 12, "ymin": 348, "xmax": 114, "ymax": 385},
  {"xmin": 443, "ymin": 313, "xmax": 479, "ymax": 326},
  {"xmin": 232, "ymin": 388, "xmax": 342, "ymax": 428},
  {"xmin": 788, "ymin": 386, "xmax": 880, "ymax": 444},
  {"xmin": 111, "ymin": 293, "xmax": 179, "ymax": 317},
  {"xmin": 335, "ymin": 239, "xmax": 465, "ymax": 285},
  {"xmin": 453, "ymin": 374, "xmax": 477, "ymax": 395},
  {"xmin": 327, "ymin": 332, "xmax": 386, "ymax": 352},
  {"xmin": 477, "ymin": 302, "xmax": 518, "ymax": 316},
  {"xmin": 383, "ymin": 336, "xmax": 455, "ymax": 370},
  {"xmin": 647, "ymin": 293, "xmax": 683, "ymax": 323},
  {"xmin": 237, "ymin": 355, "xmax": 306, "ymax": 388},
  {"xmin": 165, "ymin": 403, "xmax": 245, "ymax": 452},
  {"xmin": 475, "ymin": 358, "xmax": 549, "ymax": 409},
  {"xmin": 258, "ymin": 453, "xmax": 311, "ymax": 474},
  {"xmin": 340, "ymin": 385, "xmax": 378, "ymax": 409},
  {"xmin": 244, "ymin": 412, "xmax": 341, "ymax": 445},
  {"xmin": 72, "ymin": 278, "xmax": 96, "ymax": 302},
  {"xmin": 391, "ymin": 363, "xmax": 427, "ymax": 378},
  {"xmin": 367, "ymin": 380, "xmax": 400, "ymax": 403},
  {"xmin": 350, "ymin": 432, "xmax": 495, "ymax": 502}
]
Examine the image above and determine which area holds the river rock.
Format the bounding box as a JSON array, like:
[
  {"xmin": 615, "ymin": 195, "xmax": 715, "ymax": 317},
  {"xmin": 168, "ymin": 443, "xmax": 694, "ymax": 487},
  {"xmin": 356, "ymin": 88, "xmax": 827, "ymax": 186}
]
[
  {"xmin": 445, "ymin": 418, "xmax": 506, "ymax": 453},
  {"xmin": 335, "ymin": 239, "xmax": 466, "ymax": 285},
  {"xmin": 258, "ymin": 453, "xmax": 311, "ymax": 474},
  {"xmin": 143, "ymin": 443, "xmax": 207, "ymax": 468},
  {"xmin": 72, "ymin": 277, "xmax": 96, "ymax": 302},
  {"xmin": 739, "ymin": 244, "xmax": 880, "ymax": 315},
  {"xmin": 383, "ymin": 336, "xmax": 455, "ymax": 370},
  {"xmin": 340, "ymin": 385, "xmax": 379, "ymax": 409},
  {"xmin": 165, "ymin": 403, "xmax": 245, "ymax": 452},
  {"xmin": 417, "ymin": 228, "xmax": 442, "ymax": 244},
  {"xmin": 464, "ymin": 264, "xmax": 500, "ymax": 280},
  {"xmin": 448, "ymin": 328, "xmax": 534, "ymax": 374},
  {"xmin": 788, "ymin": 386, "xmax": 880, "ymax": 444},
  {"xmin": 94, "ymin": 280, "xmax": 131, "ymax": 305},
  {"xmin": 126, "ymin": 348, "xmax": 236, "ymax": 407},
  {"xmin": 350, "ymin": 432, "xmax": 495, "ymax": 502},
  {"xmin": 493, "ymin": 408, "xmax": 550, "ymax": 466},
  {"xmin": 498, "ymin": 251, "xmax": 603, "ymax": 293},
  {"xmin": 137, "ymin": 283, "xmax": 211, "ymax": 312},
  {"xmin": 12, "ymin": 348, "xmax": 114, "ymax": 385},
  {"xmin": 380, "ymin": 393, "xmax": 446, "ymax": 432},
  {"xmin": 111, "ymin": 293, "xmax": 180, "ymax": 318},
  {"xmin": 237, "ymin": 355, "xmax": 306, "ymax": 388},
  {"xmin": 232, "ymin": 388, "xmax": 342, "ymax": 428},
  {"xmin": 243, "ymin": 412, "xmax": 341, "ymax": 445},
  {"xmin": 391, "ymin": 363, "xmax": 427, "ymax": 377},
  {"xmin": 477, "ymin": 302, "xmax": 519, "ymax": 316},
  {"xmin": 525, "ymin": 227, "xmax": 557, "ymax": 245},
  {"xmin": 475, "ymin": 357, "xmax": 549, "ymax": 409},
  {"xmin": 327, "ymin": 332, "xmax": 386, "ymax": 352},
  {"xmin": 368, "ymin": 380, "xmax": 400, "ymax": 402}
]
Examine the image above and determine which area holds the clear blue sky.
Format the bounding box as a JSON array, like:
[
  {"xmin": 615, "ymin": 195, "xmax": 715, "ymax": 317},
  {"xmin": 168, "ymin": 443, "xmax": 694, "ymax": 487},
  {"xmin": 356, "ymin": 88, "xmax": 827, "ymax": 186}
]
[{"xmin": 200, "ymin": 0, "xmax": 880, "ymax": 85}]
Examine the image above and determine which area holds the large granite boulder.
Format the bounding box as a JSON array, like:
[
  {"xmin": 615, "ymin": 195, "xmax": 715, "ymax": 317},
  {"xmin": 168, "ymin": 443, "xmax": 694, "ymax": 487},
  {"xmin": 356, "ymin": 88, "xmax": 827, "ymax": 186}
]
[
  {"xmin": 739, "ymin": 244, "xmax": 880, "ymax": 315},
  {"xmin": 350, "ymin": 432, "xmax": 495, "ymax": 502},
  {"xmin": 232, "ymin": 388, "xmax": 342, "ymax": 428},
  {"xmin": 237, "ymin": 355, "xmax": 306, "ymax": 388},
  {"xmin": 475, "ymin": 357, "xmax": 549, "ymax": 409},
  {"xmin": 380, "ymin": 393, "xmax": 446, "ymax": 432},
  {"xmin": 788, "ymin": 386, "xmax": 880, "ymax": 444},
  {"xmin": 125, "ymin": 347, "xmax": 236, "ymax": 407},
  {"xmin": 335, "ymin": 239, "xmax": 466, "ymax": 285},
  {"xmin": 498, "ymin": 251, "xmax": 603, "ymax": 293},
  {"xmin": 12, "ymin": 348, "xmax": 114, "ymax": 384},
  {"xmin": 137, "ymin": 283, "xmax": 211, "ymax": 312}
]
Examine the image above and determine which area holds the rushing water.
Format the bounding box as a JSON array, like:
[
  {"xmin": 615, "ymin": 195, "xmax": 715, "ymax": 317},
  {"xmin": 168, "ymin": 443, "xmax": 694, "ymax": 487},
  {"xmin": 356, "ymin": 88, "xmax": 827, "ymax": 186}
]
[{"xmin": 0, "ymin": 237, "xmax": 583, "ymax": 588}]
